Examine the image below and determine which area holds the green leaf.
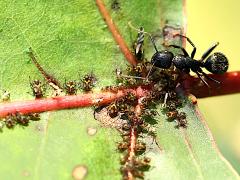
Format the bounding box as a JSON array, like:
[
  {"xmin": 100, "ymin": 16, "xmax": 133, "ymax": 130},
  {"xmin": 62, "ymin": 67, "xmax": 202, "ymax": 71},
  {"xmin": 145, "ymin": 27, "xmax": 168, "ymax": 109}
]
[{"xmin": 0, "ymin": 0, "xmax": 238, "ymax": 179}]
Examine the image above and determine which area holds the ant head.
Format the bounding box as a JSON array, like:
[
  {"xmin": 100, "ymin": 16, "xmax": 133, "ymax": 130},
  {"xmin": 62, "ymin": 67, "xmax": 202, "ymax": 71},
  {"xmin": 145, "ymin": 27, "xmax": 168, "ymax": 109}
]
[
  {"xmin": 204, "ymin": 52, "xmax": 228, "ymax": 74},
  {"xmin": 151, "ymin": 50, "xmax": 173, "ymax": 69}
]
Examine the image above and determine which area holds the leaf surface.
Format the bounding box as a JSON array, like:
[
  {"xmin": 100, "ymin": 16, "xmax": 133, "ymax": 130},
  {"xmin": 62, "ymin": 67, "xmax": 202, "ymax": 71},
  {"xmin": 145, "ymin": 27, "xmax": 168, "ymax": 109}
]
[{"xmin": 0, "ymin": 0, "xmax": 238, "ymax": 179}]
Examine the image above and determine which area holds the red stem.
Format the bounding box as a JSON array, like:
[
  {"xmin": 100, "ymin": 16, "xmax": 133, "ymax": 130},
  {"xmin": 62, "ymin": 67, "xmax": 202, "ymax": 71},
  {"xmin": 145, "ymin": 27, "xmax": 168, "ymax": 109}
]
[
  {"xmin": 0, "ymin": 86, "xmax": 149, "ymax": 118},
  {"xmin": 96, "ymin": 0, "xmax": 137, "ymax": 66},
  {"xmin": 183, "ymin": 71, "xmax": 240, "ymax": 98}
]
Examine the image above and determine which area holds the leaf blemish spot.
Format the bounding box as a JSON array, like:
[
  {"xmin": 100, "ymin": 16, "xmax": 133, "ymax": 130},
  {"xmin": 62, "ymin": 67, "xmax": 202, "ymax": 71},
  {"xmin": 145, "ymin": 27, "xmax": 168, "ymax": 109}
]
[
  {"xmin": 22, "ymin": 170, "xmax": 30, "ymax": 177},
  {"xmin": 87, "ymin": 127, "xmax": 97, "ymax": 136},
  {"xmin": 35, "ymin": 124, "xmax": 44, "ymax": 132},
  {"xmin": 72, "ymin": 165, "xmax": 88, "ymax": 180}
]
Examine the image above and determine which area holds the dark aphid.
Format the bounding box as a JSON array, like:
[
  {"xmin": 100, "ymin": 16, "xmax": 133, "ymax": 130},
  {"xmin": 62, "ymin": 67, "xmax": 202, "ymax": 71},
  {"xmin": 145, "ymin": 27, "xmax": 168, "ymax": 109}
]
[
  {"xmin": 117, "ymin": 142, "xmax": 129, "ymax": 152},
  {"xmin": 121, "ymin": 123, "xmax": 131, "ymax": 132},
  {"xmin": 120, "ymin": 155, "xmax": 127, "ymax": 165},
  {"xmin": 142, "ymin": 109, "xmax": 158, "ymax": 118},
  {"xmin": 166, "ymin": 110, "xmax": 178, "ymax": 121},
  {"xmin": 80, "ymin": 73, "xmax": 97, "ymax": 92},
  {"xmin": 133, "ymin": 157, "xmax": 151, "ymax": 170},
  {"xmin": 1, "ymin": 90, "xmax": 10, "ymax": 101},
  {"xmin": 175, "ymin": 112, "xmax": 187, "ymax": 128},
  {"xmin": 135, "ymin": 141, "xmax": 146, "ymax": 153},
  {"xmin": 116, "ymin": 98, "xmax": 129, "ymax": 113},
  {"xmin": 166, "ymin": 101, "xmax": 177, "ymax": 111},
  {"xmin": 28, "ymin": 113, "xmax": 41, "ymax": 121},
  {"xmin": 107, "ymin": 102, "xmax": 119, "ymax": 118},
  {"xmin": 111, "ymin": 0, "xmax": 120, "ymax": 11},
  {"xmin": 122, "ymin": 135, "xmax": 130, "ymax": 142},
  {"xmin": 4, "ymin": 114, "xmax": 16, "ymax": 129},
  {"xmin": 124, "ymin": 92, "xmax": 137, "ymax": 105},
  {"xmin": 15, "ymin": 113, "xmax": 29, "ymax": 126},
  {"xmin": 29, "ymin": 79, "xmax": 45, "ymax": 99},
  {"xmin": 64, "ymin": 80, "xmax": 77, "ymax": 95}
]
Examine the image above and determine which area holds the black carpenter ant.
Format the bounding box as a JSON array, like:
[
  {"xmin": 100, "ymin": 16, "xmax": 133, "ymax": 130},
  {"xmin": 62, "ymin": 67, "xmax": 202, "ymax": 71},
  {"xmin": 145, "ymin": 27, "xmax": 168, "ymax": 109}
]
[
  {"xmin": 128, "ymin": 23, "xmax": 229, "ymax": 87},
  {"xmin": 150, "ymin": 34, "xmax": 229, "ymax": 87}
]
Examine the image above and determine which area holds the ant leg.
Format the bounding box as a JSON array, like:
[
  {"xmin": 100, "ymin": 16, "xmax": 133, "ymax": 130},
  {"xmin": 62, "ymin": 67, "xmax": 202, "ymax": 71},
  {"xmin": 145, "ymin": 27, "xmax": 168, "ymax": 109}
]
[
  {"xmin": 168, "ymin": 44, "xmax": 189, "ymax": 57},
  {"xmin": 174, "ymin": 34, "xmax": 196, "ymax": 58},
  {"xmin": 195, "ymin": 71, "xmax": 210, "ymax": 88},
  {"xmin": 201, "ymin": 71, "xmax": 221, "ymax": 84},
  {"xmin": 200, "ymin": 42, "xmax": 219, "ymax": 62}
]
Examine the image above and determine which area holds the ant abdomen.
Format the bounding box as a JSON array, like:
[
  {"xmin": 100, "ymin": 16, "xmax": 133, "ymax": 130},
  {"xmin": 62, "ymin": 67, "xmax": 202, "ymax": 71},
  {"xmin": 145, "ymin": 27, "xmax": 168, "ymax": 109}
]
[
  {"xmin": 204, "ymin": 52, "xmax": 229, "ymax": 74},
  {"xmin": 151, "ymin": 50, "xmax": 173, "ymax": 69}
]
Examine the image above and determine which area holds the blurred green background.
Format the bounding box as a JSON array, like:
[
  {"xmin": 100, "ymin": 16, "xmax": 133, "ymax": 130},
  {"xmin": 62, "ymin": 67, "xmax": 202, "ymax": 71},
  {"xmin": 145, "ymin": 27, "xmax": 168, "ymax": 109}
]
[{"xmin": 187, "ymin": 0, "xmax": 240, "ymax": 173}]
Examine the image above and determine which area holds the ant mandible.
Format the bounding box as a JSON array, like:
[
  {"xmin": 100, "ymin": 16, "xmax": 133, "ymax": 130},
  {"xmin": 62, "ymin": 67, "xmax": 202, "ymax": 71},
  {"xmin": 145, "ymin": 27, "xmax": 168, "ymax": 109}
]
[{"xmin": 150, "ymin": 34, "xmax": 229, "ymax": 87}]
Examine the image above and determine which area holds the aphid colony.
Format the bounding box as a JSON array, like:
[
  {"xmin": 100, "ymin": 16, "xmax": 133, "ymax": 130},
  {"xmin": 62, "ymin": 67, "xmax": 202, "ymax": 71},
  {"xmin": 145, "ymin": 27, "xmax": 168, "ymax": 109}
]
[
  {"xmin": 96, "ymin": 61, "xmax": 187, "ymax": 179},
  {"xmin": 95, "ymin": 22, "xmax": 229, "ymax": 179},
  {"xmin": 27, "ymin": 48, "xmax": 97, "ymax": 98},
  {"xmin": 0, "ymin": 112, "xmax": 40, "ymax": 131}
]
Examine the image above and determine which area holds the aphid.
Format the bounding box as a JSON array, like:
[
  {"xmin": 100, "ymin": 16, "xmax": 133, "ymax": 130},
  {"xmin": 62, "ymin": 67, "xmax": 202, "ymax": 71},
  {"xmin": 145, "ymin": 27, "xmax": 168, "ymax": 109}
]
[
  {"xmin": 120, "ymin": 155, "xmax": 128, "ymax": 165},
  {"xmin": 124, "ymin": 92, "xmax": 137, "ymax": 105},
  {"xmin": 29, "ymin": 79, "xmax": 45, "ymax": 99},
  {"xmin": 133, "ymin": 157, "xmax": 151, "ymax": 170},
  {"xmin": 64, "ymin": 80, "xmax": 77, "ymax": 95},
  {"xmin": 117, "ymin": 142, "xmax": 129, "ymax": 152},
  {"xmin": 111, "ymin": 0, "xmax": 120, "ymax": 11},
  {"xmin": 1, "ymin": 90, "xmax": 10, "ymax": 101},
  {"xmin": 166, "ymin": 110, "xmax": 178, "ymax": 121},
  {"xmin": 27, "ymin": 48, "xmax": 63, "ymax": 96},
  {"xmin": 15, "ymin": 113, "xmax": 29, "ymax": 126},
  {"xmin": 150, "ymin": 34, "xmax": 229, "ymax": 87},
  {"xmin": 116, "ymin": 98, "xmax": 129, "ymax": 113},
  {"xmin": 142, "ymin": 109, "xmax": 159, "ymax": 118},
  {"xmin": 80, "ymin": 73, "xmax": 97, "ymax": 92},
  {"xmin": 28, "ymin": 113, "xmax": 41, "ymax": 121},
  {"xmin": 176, "ymin": 112, "xmax": 187, "ymax": 128},
  {"xmin": 107, "ymin": 102, "xmax": 119, "ymax": 118},
  {"xmin": 135, "ymin": 141, "xmax": 146, "ymax": 153},
  {"xmin": 166, "ymin": 101, "xmax": 177, "ymax": 111},
  {"xmin": 4, "ymin": 114, "xmax": 16, "ymax": 129},
  {"xmin": 121, "ymin": 123, "xmax": 131, "ymax": 132}
]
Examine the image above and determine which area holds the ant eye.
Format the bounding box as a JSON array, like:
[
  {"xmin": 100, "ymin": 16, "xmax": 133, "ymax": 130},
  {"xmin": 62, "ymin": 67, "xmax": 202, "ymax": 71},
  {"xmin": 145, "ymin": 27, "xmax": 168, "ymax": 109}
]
[
  {"xmin": 151, "ymin": 50, "xmax": 173, "ymax": 69},
  {"xmin": 204, "ymin": 52, "xmax": 229, "ymax": 74}
]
